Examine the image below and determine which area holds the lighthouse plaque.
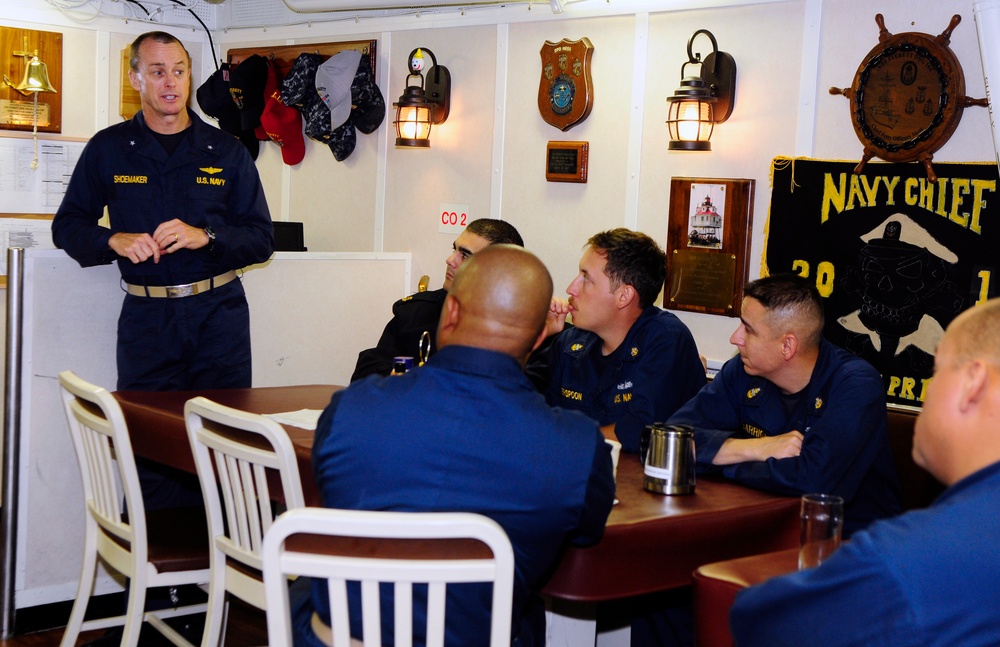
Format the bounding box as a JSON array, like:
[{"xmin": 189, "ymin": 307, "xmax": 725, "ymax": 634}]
[{"xmin": 665, "ymin": 177, "xmax": 755, "ymax": 317}]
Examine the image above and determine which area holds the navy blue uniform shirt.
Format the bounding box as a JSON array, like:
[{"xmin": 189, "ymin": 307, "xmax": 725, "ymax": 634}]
[
  {"xmin": 670, "ymin": 339, "xmax": 901, "ymax": 535},
  {"xmin": 52, "ymin": 109, "xmax": 273, "ymax": 285},
  {"xmin": 52, "ymin": 108, "xmax": 273, "ymax": 395},
  {"xmin": 531, "ymin": 306, "xmax": 705, "ymax": 453},
  {"xmin": 732, "ymin": 461, "xmax": 1000, "ymax": 646},
  {"xmin": 351, "ymin": 288, "xmax": 447, "ymax": 382},
  {"xmin": 305, "ymin": 345, "xmax": 615, "ymax": 647}
]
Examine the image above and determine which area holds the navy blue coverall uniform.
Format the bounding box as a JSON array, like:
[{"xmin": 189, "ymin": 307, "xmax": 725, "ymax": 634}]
[
  {"xmin": 52, "ymin": 108, "xmax": 273, "ymax": 508},
  {"xmin": 530, "ymin": 306, "xmax": 706, "ymax": 453},
  {"xmin": 669, "ymin": 338, "xmax": 902, "ymax": 536}
]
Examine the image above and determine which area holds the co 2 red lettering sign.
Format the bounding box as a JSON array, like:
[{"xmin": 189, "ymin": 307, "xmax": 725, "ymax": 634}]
[
  {"xmin": 438, "ymin": 203, "xmax": 470, "ymax": 234},
  {"xmin": 440, "ymin": 211, "xmax": 467, "ymax": 226}
]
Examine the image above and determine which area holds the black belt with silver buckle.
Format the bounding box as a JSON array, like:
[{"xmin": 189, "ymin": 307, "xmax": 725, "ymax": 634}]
[{"xmin": 124, "ymin": 270, "xmax": 237, "ymax": 298}]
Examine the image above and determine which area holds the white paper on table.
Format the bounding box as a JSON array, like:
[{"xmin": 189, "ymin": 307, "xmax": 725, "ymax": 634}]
[{"xmin": 265, "ymin": 409, "xmax": 323, "ymax": 430}]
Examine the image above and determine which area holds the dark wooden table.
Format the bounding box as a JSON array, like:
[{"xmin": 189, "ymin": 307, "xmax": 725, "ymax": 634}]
[
  {"xmin": 115, "ymin": 384, "xmax": 337, "ymax": 506},
  {"xmin": 541, "ymin": 458, "xmax": 799, "ymax": 602},
  {"xmin": 114, "ymin": 385, "xmax": 800, "ymax": 645}
]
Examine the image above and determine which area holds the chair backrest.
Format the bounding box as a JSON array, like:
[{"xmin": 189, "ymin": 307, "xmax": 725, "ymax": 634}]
[
  {"xmin": 262, "ymin": 507, "xmax": 515, "ymax": 647},
  {"xmin": 58, "ymin": 370, "xmax": 148, "ymax": 563},
  {"xmin": 184, "ymin": 396, "xmax": 306, "ymax": 600},
  {"xmin": 886, "ymin": 407, "xmax": 946, "ymax": 511}
]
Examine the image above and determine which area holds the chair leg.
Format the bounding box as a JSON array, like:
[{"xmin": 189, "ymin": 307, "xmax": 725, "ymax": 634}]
[
  {"xmin": 123, "ymin": 576, "xmax": 148, "ymax": 647},
  {"xmin": 219, "ymin": 598, "xmax": 231, "ymax": 646},
  {"xmin": 201, "ymin": 569, "xmax": 226, "ymax": 647},
  {"xmin": 59, "ymin": 550, "xmax": 98, "ymax": 647}
]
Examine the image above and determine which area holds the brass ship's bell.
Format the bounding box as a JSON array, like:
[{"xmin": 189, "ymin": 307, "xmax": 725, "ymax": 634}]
[{"xmin": 5, "ymin": 51, "xmax": 57, "ymax": 95}]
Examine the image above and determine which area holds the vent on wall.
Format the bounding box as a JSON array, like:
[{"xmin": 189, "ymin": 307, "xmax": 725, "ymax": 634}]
[
  {"xmin": 167, "ymin": 0, "xmax": 218, "ymax": 29},
  {"xmin": 281, "ymin": 0, "xmax": 564, "ymax": 13},
  {"xmin": 228, "ymin": 0, "xmax": 299, "ymax": 28}
]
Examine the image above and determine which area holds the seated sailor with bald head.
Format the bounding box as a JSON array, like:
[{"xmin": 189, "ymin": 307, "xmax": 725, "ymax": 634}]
[{"xmin": 301, "ymin": 245, "xmax": 616, "ymax": 647}]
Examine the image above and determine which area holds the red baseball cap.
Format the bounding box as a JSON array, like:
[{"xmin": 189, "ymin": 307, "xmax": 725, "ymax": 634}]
[{"xmin": 260, "ymin": 62, "xmax": 306, "ymax": 166}]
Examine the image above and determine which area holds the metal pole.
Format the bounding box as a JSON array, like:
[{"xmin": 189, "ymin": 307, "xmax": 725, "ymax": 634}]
[{"xmin": 1, "ymin": 247, "xmax": 25, "ymax": 637}]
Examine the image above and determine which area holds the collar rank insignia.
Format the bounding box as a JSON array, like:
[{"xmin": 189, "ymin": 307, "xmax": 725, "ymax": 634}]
[
  {"xmin": 747, "ymin": 387, "xmax": 761, "ymax": 399},
  {"xmin": 815, "ymin": 397, "xmax": 823, "ymax": 410},
  {"xmin": 631, "ymin": 346, "xmax": 639, "ymax": 357},
  {"xmin": 571, "ymin": 343, "xmax": 584, "ymax": 351},
  {"xmin": 199, "ymin": 167, "xmax": 223, "ymax": 174}
]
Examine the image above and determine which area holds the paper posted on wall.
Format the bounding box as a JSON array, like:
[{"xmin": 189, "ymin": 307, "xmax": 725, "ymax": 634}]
[{"xmin": 0, "ymin": 218, "xmax": 56, "ymax": 276}]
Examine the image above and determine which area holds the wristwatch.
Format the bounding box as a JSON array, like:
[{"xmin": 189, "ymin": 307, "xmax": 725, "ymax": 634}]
[{"xmin": 203, "ymin": 227, "xmax": 216, "ymax": 253}]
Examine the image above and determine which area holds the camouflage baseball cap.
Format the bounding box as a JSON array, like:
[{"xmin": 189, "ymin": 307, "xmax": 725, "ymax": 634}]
[
  {"xmin": 327, "ymin": 117, "xmax": 357, "ymax": 161},
  {"xmin": 281, "ymin": 53, "xmax": 323, "ymax": 108},
  {"xmin": 282, "ymin": 53, "xmax": 336, "ymax": 147},
  {"xmin": 350, "ymin": 56, "xmax": 385, "ymax": 135}
]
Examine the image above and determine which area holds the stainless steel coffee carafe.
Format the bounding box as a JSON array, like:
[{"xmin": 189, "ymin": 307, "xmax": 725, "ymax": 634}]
[{"xmin": 642, "ymin": 423, "xmax": 696, "ymax": 495}]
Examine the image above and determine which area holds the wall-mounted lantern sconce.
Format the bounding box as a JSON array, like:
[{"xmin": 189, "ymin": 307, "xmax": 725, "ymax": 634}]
[
  {"xmin": 393, "ymin": 48, "xmax": 451, "ymax": 148},
  {"xmin": 665, "ymin": 29, "xmax": 736, "ymax": 151},
  {"xmin": 3, "ymin": 37, "xmax": 58, "ymax": 169}
]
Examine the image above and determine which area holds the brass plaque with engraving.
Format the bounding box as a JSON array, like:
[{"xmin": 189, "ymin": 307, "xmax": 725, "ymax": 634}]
[
  {"xmin": 0, "ymin": 99, "xmax": 50, "ymax": 127},
  {"xmin": 668, "ymin": 250, "xmax": 737, "ymax": 313}
]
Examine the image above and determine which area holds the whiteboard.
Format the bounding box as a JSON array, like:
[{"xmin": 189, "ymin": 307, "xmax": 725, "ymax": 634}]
[{"xmin": 11, "ymin": 249, "xmax": 410, "ymax": 609}]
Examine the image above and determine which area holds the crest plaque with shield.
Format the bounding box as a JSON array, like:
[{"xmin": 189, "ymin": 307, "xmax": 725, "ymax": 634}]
[{"xmin": 538, "ymin": 37, "xmax": 594, "ymax": 131}]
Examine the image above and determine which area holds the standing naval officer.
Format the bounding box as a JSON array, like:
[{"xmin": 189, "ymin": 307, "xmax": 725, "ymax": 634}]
[{"xmin": 52, "ymin": 31, "xmax": 274, "ymax": 509}]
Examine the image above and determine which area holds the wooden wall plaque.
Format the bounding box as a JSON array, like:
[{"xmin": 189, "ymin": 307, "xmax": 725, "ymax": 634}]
[
  {"xmin": 665, "ymin": 177, "xmax": 754, "ymax": 316},
  {"xmin": 545, "ymin": 140, "xmax": 588, "ymax": 183},
  {"xmin": 0, "ymin": 27, "xmax": 62, "ymax": 134},
  {"xmin": 538, "ymin": 37, "xmax": 594, "ymax": 132},
  {"xmin": 829, "ymin": 14, "xmax": 987, "ymax": 182},
  {"xmin": 227, "ymin": 39, "xmax": 376, "ymax": 81},
  {"xmin": 120, "ymin": 47, "xmax": 141, "ymax": 121}
]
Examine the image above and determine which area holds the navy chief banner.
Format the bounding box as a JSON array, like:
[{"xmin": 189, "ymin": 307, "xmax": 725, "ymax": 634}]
[{"xmin": 765, "ymin": 157, "xmax": 999, "ymax": 408}]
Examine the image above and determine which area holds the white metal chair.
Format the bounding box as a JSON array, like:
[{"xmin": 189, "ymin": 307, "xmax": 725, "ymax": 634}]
[
  {"xmin": 261, "ymin": 507, "xmax": 515, "ymax": 647},
  {"xmin": 184, "ymin": 396, "xmax": 306, "ymax": 647},
  {"xmin": 58, "ymin": 370, "xmax": 210, "ymax": 647}
]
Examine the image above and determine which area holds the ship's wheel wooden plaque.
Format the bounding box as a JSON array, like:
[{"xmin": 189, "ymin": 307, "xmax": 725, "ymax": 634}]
[{"xmin": 830, "ymin": 14, "xmax": 988, "ymax": 182}]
